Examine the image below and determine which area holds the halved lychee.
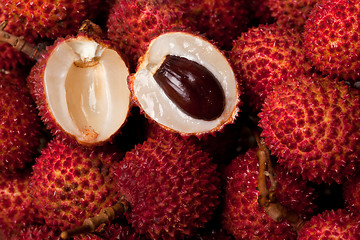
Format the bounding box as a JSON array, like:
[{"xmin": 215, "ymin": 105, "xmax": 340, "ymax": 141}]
[
  {"xmin": 129, "ymin": 32, "xmax": 241, "ymax": 137},
  {"xmin": 28, "ymin": 34, "xmax": 131, "ymax": 146}
]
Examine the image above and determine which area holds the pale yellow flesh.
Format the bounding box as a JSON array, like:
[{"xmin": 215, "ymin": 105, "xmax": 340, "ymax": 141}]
[{"xmin": 44, "ymin": 37, "xmax": 130, "ymax": 144}]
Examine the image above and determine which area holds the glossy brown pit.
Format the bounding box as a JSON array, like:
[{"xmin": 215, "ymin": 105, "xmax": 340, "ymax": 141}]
[{"xmin": 153, "ymin": 55, "xmax": 225, "ymax": 121}]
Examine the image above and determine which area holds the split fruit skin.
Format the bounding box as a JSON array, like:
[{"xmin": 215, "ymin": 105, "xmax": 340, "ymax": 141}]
[
  {"xmin": 259, "ymin": 74, "xmax": 360, "ymax": 184},
  {"xmin": 29, "ymin": 138, "xmax": 121, "ymax": 231},
  {"xmin": 303, "ymin": 0, "xmax": 360, "ymax": 82},
  {"xmin": 297, "ymin": 208, "xmax": 360, "ymax": 240},
  {"xmin": 0, "ymin": 72, "xmax": 41, "ymax": 172},
  {"xmin": 230, "ymin": 23, "xmax": 310, "ymax": 113},
  {"xmin": 0, "ymin": 171, "xmax": 41, "ymax": 239},
  {"xmin": 111, "ymin": 131, "xmax": 221, "ymax": 240},
  {"xmin": 1, "ymin": 0, "xmax": 102, "ymax": 40},
  {"xmin": 221, "ymin": 148, "xmax": 316, "ymax": 240}
]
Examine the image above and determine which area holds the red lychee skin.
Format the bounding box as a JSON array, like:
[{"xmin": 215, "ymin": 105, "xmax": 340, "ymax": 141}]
[
  {"xmin": 106, "ymin": 0, "xmax": 186, "ymax": 71},
  {"xmin": 2, "ymin": 0, "xmax": 102, "ymax": 40},
  {"xmin": 222, "ymin": 148, "xmax": 303, "ymax": 240},
  {"xmin": 247, "ymin": 0, "xmax": 273, "ymax": 25},
  {"xmin": 174, "ymin": 0, "xmax": 250, "ymax": 50},
  {"xmin": 303, "ymin": 0, "xmax": 360, "ymax": 82},
  {"xmin": 10, "ymin": 224, "xmax": 61, "ymax": 240},
  {"xmin": 111, "ymin": 131, "xmax": 221, "ymax": 240},
  {"xmin": 343, "ymin": 174, "xmax": 360, "ymax": 214},
  {"xmin": 258, "ymin": 74, "xmax": 360, "ymax": 184},
  {"xmin": 230, "ymin": 23, "xmax": 310, "ymax": 112},
  {"xmin": 30, "ymin": 139, "xmax": 121, "ymax": 231},
  {"xmin": 267, "ymin": 0, "xmax": 321, "ymax": 29},
  {"xmin": 0, "ymin": 72, "xmax": 41, "ymax": 172},
  {"xmin": 297, "ymin": 209, "xmax": 360, "ymax": 240},
  {"xmin": 27, "ymin": 34, "xmax": 127, "ymax": 146},
  {"xmin": 0, "ymin": 171, "xmax": 42, "ymax": 239}
]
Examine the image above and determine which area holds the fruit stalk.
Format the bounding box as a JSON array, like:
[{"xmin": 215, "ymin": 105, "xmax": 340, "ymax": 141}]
[
  {"xmin": 60, "ymin": 196, "xmax": 130, "ymax": 239},
  {"xmin": 256, "ymin": 136, "xmax": 305, "ymax": 231},
  {"xmin": 0, "ymin": 21, "xmax": 42, "ymax": 60}
]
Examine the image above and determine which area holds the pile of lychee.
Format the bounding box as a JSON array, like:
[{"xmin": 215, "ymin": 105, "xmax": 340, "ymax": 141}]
[{"xmin": 0, "ymin": 0, "xmax": 359, "ymax": 239}]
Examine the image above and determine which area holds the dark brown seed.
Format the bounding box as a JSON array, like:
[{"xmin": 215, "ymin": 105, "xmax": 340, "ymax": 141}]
[{"xmin": 153, "ymin": 55, "xmax": 225, "ymax": 121}]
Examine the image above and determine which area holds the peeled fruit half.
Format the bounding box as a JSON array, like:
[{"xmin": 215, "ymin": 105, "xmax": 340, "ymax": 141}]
[
  {"xmin": 129, "ymin": 32, "xmax": 241, "ymax": 137},
  {"xmin": 28, "ymin": 34, "xmax": 131, "ymax": 146}
]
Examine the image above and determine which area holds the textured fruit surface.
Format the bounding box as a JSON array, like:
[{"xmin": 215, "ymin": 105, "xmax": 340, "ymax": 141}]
[
  {"xmin": 303, "ymin": 0, "xmax": 360, "ymax": 81},
  {"xmin": 11, "ymin": 224, "xmax": 61, "ymax": 240},
  {"xmin": 267, "ymin": 0, "xmax": 320, "ymax": 29},
  {"xmin": 0, "ymin": 72, "xmax": 41, "ymax": 172},
  {"xmin": 2, "ymin": 0, "xmax": 101, "ymax": 39},
  {"xmin": 222, "ymin": 148, "xmax": 300, "ymax": 240},
  {"xmin": 0, "ymin": 171, "xmax": 40, "ymax": 238},
  {"xmin": 111, "ymin": 131, "xmax": 221, "ymax": 239},
  {"xmin": 259, "ymin": 74, "xmax": 360, "ymax": 183},
  {"xmin": 107, "ymin": 0, "xmax": 185, "ymax": 71},
  {"xmin": 343, "ymin": 174, "xmax": 360, "ymax": 214},
  {"xmin": 297, "ymin": 209, "xmax": 360, "ymax": 239},
  {"xmin": 30, "ymin": 139, "xmax": 120, "ymax": 231},
  {"xmin": 230, "ymin": 23, "xmax": 309, "ymax": 112},
  {"xmin": 175, "ymin": 0, "xmax": 250, "ymax": 50}
]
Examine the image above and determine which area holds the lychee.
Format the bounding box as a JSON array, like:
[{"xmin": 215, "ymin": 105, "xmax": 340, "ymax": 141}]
[
  {"xmin": 10, "ymin": 224, "xmax": 61, "ymax": 240},
  {"xmin": 297, "ymin": 208, "xmax": 360, "ymax": 239},
  {"xmin": 343, "ymin": 173, "xmax": 360, "ymax": 214},
  {"xmin": 27, "ymin": 33, "xmax": 131, "ymax": 146},
  {"xmin": 109, "ymin": 131, "xmax": 221, "ymax": 239},
  {"xmin": 303, "ymin": 0, "xmax": 360, "ymax": 82},
  {"xmin": 230, "ymin": 23, "xmax": 309, "ymax": 112},
  {"xmin": 0, "ymin": 71, "xmax": 41, "ymax": 172},
  {"xmin": 1, "ymin": 0, "xmax": 102, "ymax": 39},
  {"xmin": 129, "ymin": 31, "xmax": 240, "ymax": 137},
  {"xmin": 259, "ymin": 73, "xmax": 360, "ymax": 183},
  {"xmin": 30, "ymin": 138, "xmax": 121, "ymax": 231}
]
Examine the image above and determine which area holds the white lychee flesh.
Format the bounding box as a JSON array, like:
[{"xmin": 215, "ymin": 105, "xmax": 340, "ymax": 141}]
[
  {"xmin": 132, "ymin": 32, "xmax": 239, "ymax": 134},
  {"xmin": 44, "ymin": 37, "xmax": 130, "ymax": 145}
]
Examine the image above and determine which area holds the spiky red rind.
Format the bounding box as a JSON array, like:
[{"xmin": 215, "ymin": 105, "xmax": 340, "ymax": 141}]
[
  {"xmin": 222, "ymin": 148, "xmax": 298, "ymax": 240},
  {"xmin": 303, "ymin": 0, "xmax": 360, "ymax": 82},
  {"xmin": 343, "ymin": 174, "xmax": 360, "ymax": 214},
  {"xmin": 106, "ymin": 0, "xmax": 187, "ymax": 71},
  {"xmin": 297, "ymin": 209, "xmax": 360, "ymax": 239},
  {"xmin": 230, "ymin": 23, "xmax": 310, "ymax": 113},
  {"xmin": 11, "ymin": 224, "xmax": 61, "ymax": 240},
  {"xmin": 0, "ymin": 72, "xmax": 41, "ymax": 172},
  {"xmin": 258, "ymin": 74, "xmax": 360, "ymax": 184},
  {"xmin": 0, "ymin": 171, "xmax": 41, "ymax": 238},
  {"xmin": 267, "ymin": 0, "xmax": 320, "ymax": 29},
  {"xmin": 30, "ymin": 139, "xmax": 120, "ymax": 231},
  {"xmin": 2, "ymin": 0, "xmax": 102, "ymax": 40},
  {"xmin": 111, "ymin": 131, "xmax": 221, "ymax": 239},
  {"xmin": 175, "ymin": 0, "xmax": 251, "ymax": 50}
]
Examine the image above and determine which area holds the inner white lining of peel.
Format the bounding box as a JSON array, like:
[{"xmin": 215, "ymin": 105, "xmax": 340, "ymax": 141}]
[
  {"xmin": 134, "ymin": 32, "xmax": 237, "ymax": 134},
  {"xmin": 44, "ymin": 38, "xmax": 130, "ymax": 144}
]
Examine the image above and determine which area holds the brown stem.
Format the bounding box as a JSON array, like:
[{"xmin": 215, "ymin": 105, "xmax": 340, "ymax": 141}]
[
  {"xmin": 0, "ymin": 21, "xmax": 42, "ymax": 60},
  {"xmin": 60, "ymin": 196, "xmax": 130, "ymax": 239}
]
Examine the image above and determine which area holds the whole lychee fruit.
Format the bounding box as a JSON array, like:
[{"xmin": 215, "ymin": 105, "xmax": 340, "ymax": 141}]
[
  {"xmin": 259, "ymin": 74, "xmax": 360, "ymax": 183},
  {"xmin": 111, "ymin": 131, "xmax": 221, "ymax": 239},
  {"xmin": 230, "ymin": 23, "xmax": 309, "ymax": 112},
  {"xmin": 303, "ymin": 0, "xmax": 360, "ymax": 82},
  {"xmin": 30, "ymin": 138, "xmax": 121, "ymax": 231}
]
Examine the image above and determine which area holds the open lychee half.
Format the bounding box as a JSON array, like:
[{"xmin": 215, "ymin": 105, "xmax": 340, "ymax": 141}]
[
  {"xmin": 28, "ymin": 35, "xmax": 131, "ymax": 146},
  {"xmin": 129, "ymin": 32, "xmax": 241, "ymax": 137}
]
